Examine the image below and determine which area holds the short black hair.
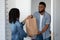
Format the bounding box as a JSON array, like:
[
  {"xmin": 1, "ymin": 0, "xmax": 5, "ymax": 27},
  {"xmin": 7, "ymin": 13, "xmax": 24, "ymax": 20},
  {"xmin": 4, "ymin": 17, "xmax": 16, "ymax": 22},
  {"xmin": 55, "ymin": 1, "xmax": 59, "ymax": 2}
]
[
  {"xmin": 9, "ymin": 8, "xmax": 20, "ymax": 23},
  {"xmin": 39, "ymin": 2, "xmax": 46, "ymax": 7}
]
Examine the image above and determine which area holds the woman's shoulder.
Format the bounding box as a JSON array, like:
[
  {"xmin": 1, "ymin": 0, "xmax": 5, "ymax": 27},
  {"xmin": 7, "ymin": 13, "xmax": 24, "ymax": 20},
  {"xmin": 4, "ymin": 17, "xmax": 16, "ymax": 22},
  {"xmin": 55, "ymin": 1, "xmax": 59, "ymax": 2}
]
[
  {"xmin": 10, "ymin": 21, "xmax": 24, "ymax": 27},
  {"xmin": 15, "ymin": 21, "xmax": 21, "ymax": 26}
]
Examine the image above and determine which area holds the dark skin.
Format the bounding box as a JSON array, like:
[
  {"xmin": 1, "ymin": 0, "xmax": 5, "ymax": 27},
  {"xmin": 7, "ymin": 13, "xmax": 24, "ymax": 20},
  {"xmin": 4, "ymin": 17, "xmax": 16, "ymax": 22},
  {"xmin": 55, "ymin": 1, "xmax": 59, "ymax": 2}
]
[{"xmin": 38, "ymin": 24, "xmax": 49, "ymax": 34}]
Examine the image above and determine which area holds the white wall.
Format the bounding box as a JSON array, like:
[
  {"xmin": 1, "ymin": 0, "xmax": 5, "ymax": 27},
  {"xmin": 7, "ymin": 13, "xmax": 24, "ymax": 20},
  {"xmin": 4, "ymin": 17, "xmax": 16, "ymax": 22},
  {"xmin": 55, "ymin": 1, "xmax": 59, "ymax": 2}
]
[
  {"xmin": 53, "ymin": 0, "xmax": 60, "ymax": 40},
  {"xmin": 0, "ymin": 0, "xmax": 5, "ymax": 40},
  {"xmin": 16, "ymin": 0, "xmax": 31, "ymax": 22}
]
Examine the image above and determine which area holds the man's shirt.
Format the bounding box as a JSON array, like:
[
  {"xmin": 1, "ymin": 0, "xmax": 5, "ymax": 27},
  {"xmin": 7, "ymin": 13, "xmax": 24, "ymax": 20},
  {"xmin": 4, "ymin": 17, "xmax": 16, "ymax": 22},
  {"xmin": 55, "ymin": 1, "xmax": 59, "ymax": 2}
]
[{"xmin": 32, "ymin": 11, "xmax": 51, "ymax": 39}]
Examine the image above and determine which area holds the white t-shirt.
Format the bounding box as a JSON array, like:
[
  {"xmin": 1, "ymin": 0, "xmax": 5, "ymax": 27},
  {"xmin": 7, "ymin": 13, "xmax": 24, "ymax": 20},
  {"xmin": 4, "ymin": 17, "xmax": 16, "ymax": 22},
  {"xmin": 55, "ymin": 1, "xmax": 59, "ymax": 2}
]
[{"xmin": 39, "ymin": 14, "xmax": 44, "ymax": 31}]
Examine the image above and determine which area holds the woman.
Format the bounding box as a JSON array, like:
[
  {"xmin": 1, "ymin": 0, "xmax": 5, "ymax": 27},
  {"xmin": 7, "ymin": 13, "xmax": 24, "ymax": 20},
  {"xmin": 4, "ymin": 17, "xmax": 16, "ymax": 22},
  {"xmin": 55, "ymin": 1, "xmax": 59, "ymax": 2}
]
[{"xmin": 9, "ymin": 8, "xmax": 27, "ymax": 40}]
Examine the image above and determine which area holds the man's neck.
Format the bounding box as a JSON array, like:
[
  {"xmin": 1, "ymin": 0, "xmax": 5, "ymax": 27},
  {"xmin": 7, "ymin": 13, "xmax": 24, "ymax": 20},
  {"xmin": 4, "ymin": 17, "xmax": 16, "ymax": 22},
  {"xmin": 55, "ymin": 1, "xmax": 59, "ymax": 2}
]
[{"xmin": 40, "ymin": 11, "xmax": 45, "ymax": 15}]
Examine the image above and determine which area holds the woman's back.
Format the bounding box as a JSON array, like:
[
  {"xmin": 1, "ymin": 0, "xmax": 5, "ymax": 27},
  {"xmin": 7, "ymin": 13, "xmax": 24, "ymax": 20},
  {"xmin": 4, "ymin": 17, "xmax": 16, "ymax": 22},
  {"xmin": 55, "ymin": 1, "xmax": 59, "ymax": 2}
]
[
  {"xmin": 10, "ymin": 21, "xmax": 20, "ymax": 40},
  {"xmin": 10, "ymin": 20, "xmax": 27, "ymax": 40}
]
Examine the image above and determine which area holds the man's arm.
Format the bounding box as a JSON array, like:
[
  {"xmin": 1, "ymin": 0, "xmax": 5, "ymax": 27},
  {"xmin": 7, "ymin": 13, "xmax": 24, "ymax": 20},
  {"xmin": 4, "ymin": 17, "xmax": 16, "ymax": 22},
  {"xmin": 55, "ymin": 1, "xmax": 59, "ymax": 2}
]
[{"xmin": 40, "ymin": 24, "xmax": 49, "ymax": 34}]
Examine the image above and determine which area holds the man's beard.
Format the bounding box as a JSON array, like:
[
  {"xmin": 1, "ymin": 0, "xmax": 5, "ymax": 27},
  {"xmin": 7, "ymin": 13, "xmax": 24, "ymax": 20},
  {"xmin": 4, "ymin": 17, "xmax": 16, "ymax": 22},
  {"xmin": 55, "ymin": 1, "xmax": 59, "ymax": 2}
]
[{"xmin": 39, "ymin": 10, "xmax": 45, "ymax": 13}]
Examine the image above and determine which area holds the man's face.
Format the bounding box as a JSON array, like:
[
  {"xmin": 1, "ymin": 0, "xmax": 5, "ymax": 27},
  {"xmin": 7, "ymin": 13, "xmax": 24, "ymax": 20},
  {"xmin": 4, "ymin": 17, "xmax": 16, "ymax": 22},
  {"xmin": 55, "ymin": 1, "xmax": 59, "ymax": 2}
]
[{"xmin": 38, "ymin": 4, "xmax": 45, "ymax": 13}]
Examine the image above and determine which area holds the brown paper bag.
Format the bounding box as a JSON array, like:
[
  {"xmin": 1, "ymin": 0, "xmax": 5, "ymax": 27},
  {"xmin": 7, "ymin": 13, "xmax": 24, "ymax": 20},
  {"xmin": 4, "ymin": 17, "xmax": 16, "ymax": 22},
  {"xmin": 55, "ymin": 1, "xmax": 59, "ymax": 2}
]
[{"xmin": 26, "ymin": 17, "xmax": 38, "ymax": 36}]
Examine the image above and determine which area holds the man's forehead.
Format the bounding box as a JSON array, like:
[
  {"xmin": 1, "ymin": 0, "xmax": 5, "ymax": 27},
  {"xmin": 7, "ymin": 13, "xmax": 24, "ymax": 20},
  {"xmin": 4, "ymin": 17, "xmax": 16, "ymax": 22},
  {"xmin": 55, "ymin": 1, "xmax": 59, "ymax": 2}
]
[{"xmin": 39, "ymin": 4, "xmax": 45, "ymax": 6}]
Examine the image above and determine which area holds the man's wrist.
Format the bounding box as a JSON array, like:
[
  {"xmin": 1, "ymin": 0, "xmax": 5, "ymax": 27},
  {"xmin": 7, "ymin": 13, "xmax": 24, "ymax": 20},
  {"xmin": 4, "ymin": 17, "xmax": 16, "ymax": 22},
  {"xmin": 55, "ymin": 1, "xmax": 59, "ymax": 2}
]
[{"xmin": 40, "ymin": 31, "xmax": 43, "ymax": 34}]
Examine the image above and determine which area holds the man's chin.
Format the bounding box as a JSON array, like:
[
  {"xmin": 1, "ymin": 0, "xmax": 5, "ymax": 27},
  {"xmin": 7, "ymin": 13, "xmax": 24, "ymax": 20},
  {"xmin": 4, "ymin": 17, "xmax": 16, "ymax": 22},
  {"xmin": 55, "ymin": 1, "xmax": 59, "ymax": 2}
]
[
  {"xmin": 39, "ymin": 11, "xmax": 45, "ymax": 13},
  {"xmin": 39, "ymin": 11, "xmax": 43, "ymax": 13}
]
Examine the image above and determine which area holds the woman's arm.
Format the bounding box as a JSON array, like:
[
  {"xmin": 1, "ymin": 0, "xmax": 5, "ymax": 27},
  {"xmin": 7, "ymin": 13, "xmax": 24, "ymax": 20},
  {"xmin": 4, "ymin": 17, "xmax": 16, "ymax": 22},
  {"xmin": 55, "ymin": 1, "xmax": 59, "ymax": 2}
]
[{"xmin": 16, "ymin": 21, "xmax": 27, "ymax": 37}]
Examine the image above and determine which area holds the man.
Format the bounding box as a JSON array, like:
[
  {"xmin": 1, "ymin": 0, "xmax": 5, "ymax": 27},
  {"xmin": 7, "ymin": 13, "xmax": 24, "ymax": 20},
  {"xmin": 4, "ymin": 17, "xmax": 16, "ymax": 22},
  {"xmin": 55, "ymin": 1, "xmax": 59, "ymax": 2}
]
[{"xmin": 29, "ymin": 2, "xmax": 51, "ymax": 40}]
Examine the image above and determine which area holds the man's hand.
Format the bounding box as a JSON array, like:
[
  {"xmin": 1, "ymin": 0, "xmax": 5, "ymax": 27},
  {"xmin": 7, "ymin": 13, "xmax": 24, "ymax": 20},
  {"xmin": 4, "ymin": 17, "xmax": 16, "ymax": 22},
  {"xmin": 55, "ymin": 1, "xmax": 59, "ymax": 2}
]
[
  {"xmin": 27, "ymin": 15, "xmax": 33, "ymax": 19},
  {"xmin": 37, "ymin": 25, "xmax": 49, "ymax": 35},
  {"xmin": 38, "ymin": 31, "xmax": 42, "ymax": 35},
  {"xmin": 22, "ymin": 15, "xmax": 33, "ymax": 23}
]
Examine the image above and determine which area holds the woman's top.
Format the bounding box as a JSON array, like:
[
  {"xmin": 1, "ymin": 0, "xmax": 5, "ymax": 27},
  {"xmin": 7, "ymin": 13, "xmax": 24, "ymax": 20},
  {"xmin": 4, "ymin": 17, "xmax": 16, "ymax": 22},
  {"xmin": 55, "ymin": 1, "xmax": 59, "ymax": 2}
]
[{"xmin": 10, "ymin": 20, "xmax": 27, "ymax": 40}]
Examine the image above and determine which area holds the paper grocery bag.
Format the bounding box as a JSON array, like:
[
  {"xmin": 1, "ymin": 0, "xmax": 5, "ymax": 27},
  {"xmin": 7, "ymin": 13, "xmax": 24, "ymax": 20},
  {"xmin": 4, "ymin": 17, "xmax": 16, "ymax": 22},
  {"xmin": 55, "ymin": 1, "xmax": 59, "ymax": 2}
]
[{"xmin": 25, "ymin": 17, "xmax": 38, "ymax": 36}]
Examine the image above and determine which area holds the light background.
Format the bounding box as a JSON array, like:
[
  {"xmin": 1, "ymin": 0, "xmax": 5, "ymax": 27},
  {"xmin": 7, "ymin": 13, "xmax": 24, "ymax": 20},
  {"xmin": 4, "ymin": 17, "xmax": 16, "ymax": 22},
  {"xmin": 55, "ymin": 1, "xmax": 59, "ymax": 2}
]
[
  {"xmin": 0, "ymin": 0, "xmax": 5, "ymax": 40},
  {"xmin": 5, "ymin": 0, "xmax": 52, "ymax": 40},
  {"xmin": 1, "ymin": 0, "xmax": 60, "ymax": 40}
]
